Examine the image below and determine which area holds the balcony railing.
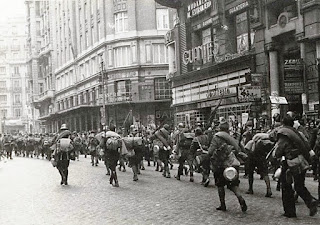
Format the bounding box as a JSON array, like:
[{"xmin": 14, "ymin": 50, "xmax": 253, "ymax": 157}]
[
  {"xmin": 107, "ymin": 94, "xmax": 132, "ymax": 103},
  {"xmin": 38, "ymin": 89, "xmax": 55, "ymax": 100}
]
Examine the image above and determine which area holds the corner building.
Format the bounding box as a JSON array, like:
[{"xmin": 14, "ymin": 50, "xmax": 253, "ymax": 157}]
[
  {"xmin": 31, "ymin": 0, "xmax": 175, "ymax": 132},
  {"xmin": 158, "ymin": 0, "xmax": 320, "ymax": 128},
  {"xmin": 158, "ymin": 0, "xmax": 264, "ymax": 128}
]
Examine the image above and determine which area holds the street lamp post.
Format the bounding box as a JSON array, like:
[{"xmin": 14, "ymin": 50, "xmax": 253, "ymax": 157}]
[{"xmin": 100, "ymin": 58, "xmax": 107, "ymax": 130}]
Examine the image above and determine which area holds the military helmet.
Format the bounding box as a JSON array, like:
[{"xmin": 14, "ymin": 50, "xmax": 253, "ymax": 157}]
[{"xmin": 60, "ymin": 124, "xmax": 68, "ymax": 130}]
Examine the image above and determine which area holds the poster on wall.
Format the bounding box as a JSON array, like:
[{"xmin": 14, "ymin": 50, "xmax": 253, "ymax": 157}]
[{"xmin": 241, "ymin": 113, "xmax": 249, "ymax": 126}]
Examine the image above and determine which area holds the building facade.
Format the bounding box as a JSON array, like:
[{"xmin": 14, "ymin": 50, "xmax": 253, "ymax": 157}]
[
  {"xmin": 0, "ymin": 17, "xmax": 31, "ymax": 134},
  {"xmin": 27, "ymin": 0, "xmax": 175, "ymax": 133},
  {"xmin": 157, "ymin": 0, "xmax": 320, "ymax": 129}
]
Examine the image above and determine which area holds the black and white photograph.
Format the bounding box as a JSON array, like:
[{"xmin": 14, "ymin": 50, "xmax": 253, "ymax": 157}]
[{"xmin": 0, "ymin": 0, "xmax": 320, "ymax": 224}]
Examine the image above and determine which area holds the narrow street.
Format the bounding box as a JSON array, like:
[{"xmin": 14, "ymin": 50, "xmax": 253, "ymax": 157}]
[{"xmin": 0, "ymin": 156, "xmax": 318, "ymax": 225}]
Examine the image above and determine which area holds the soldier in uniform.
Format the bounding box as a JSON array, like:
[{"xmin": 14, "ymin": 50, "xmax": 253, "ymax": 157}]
[
  {"xmin": 104, "ymin": 125, "xmax": 121, "ymax": 187},
  {"xmin": 273, "ymin": 114, "xmax": 317, "ymax": 218},
  {"xmin": 208, "ymin": 118, "xmax": 247, "ymax": 212},
  {"xmin": 52, "ymin": 124, "xmax": 74, "ymax": 185},
  {"xmin": 150, "ymin": 124, "xmax": 172, "ymax": 178},
  {"xmin": 88, "ymin": 131, "xmax": 100, "ymax": 166}
]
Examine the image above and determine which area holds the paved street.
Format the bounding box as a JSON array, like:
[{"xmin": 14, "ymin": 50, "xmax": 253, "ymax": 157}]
[{"xmin": 0, "ymin": 156, "xmax": 319, "ymax": 225}]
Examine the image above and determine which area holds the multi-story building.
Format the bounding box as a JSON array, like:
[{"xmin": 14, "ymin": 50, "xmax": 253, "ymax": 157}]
[
  {"xmin": 0, "ymin": 16, "xmax": 31, "ymax": 134},
  {"xmin": 30, "ymin": 0, "xmax": 176, "ymax": 133},
  {"xmin": 157, "ymin": 0, "xmax": 320, "ymax": 129},
  {"xmin": 26, "ymin": 0, "xmax": 44, "ymax": 133}
]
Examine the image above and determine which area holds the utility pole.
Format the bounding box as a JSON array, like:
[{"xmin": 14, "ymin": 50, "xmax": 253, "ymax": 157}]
[{"xmin": 100, "ymin": 57, "xmax": 107, "ymax": 130}]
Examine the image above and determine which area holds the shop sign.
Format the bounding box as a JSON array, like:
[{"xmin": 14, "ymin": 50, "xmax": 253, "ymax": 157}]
[
  {"xmin": 238, "ymin": 86, "xmax": 261, "ymax": 102},
  {"xmin": 284, "ymin": 82, "xmax": 303, "ymax": 94},
  {"xmin": 183, "ymin": 37, "xmax": 247, "ymax": 65},
  {"xmin": 108, "ymin": 71, "xmax": 137, "ymax": 80},
  {"xmin": 206, "ymin": 86, "xmax": 234, "ymax": 99},
  {"xmin": 187, "ymin": 0, "xmax": 212, "ymax": 18},
  {"xmin": 155, "ymin": 110, "xmax": 173, "ymax": 119},
  {"xmin": 284, "ymin": 58, "xmax": 303, "ymax": 66},
  {"xmin": 228, "ymin": 1, "xmax": 249, "ymax": 15},
  {"xmin": 193, "ymin": 17, "xmax": 220, "ymax": 31},
  {"xmin": 269, "ymin": 96, "xmax": 288, "ymax": 104}
]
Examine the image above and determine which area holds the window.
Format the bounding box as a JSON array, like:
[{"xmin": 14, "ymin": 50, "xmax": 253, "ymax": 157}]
[
  {"xmin": 92, "ymin": 26, "xmax": 95, "ymax": 44},
  {"xmin": 14, "ymin": 81, "xmax": 20, "ymax": 87},
  {"xmin": 39, "ymin": 83, "xmax": 44, "ymax": 93},
  {"xmin": 153, "ymin": 43, "xmax": 168, "ymax": 64},
  {"xmin": 236, "ymin": 12, "xmax": 249, "ymax": 53},
  {"xmin": 0, "ymin": 81, "xmax": 5, "ymax": 88},
  {"xmin": 14, "ymin": 94, "xmax": 21, "ymax": 104},
  {"xmin": 84, "ymin": 3, "xmax": 88, "ymax": 21},
  {"xmin": 1, "ymin": 109, "xmax": 7, "ymax": 118},
  {"xmin": 36, "ymin": 21, "xmax": 41, "ymax": 36},
  {"xmin": 115, "ymin": 80, "xmax": 132, "ymax": 101},
  {"xmin": 0, "ymin": 95, "xmax": 7, "ymax": 103},
  {"xmin": 156, "ymin": 9, "xmax": 169, "ymax": 30},
  {"xmin": 113, "ymin": 46, "xmax": 132, "ymax": 67},
  {"xmin": 114, "ymin": 12, "xmax": 128, "ymax": 33},
  {"xmin": 35, "ymin": 1, "xmax": 40, "ymax": 16},
  {"xmin": 14, "ymin": 66, "xmax": 20, "ymax": 74},
  {"xmin": 202, "ymin": 28, "xmax": 212, "ymax": 64},
  {"xmin": 154, "ymin": 78, "xmax": 171, "ymax": 100},
  {"xmin": 15, "ymin": 108, "xmax": 21, "ymax": 118},
  {"xmin": 91, "ymin": 0, "xmax": 95, "ymax": 15},
  {"xmin": 97, "ymin": 22, "xmax": 101, "ymax": 40},
  {"xmin": 85, "ymin": 31, "xmax": 89, "ymax": 47},
  {"xmin": 0, "ymin": 67, "xmax": 6, "ymax": 74}
]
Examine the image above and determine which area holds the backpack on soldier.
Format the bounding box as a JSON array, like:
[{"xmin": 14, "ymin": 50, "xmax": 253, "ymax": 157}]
[
  {"xmin": 178, "ymin": 132, "xmax": 194, "ymax": 148},
  {"xmin": 106, "ymin": 136, "xmax": 121, "ymax": 152}
]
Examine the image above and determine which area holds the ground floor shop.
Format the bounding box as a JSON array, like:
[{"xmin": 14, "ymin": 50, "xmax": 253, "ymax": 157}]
[{"xmin": 41, "ymin": 100, "xmax": 173, "ymax": 133}]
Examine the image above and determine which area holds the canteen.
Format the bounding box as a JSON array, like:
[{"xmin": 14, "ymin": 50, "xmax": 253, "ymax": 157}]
[{"xmin": 223, "ymin": 167, "xmax": 238, "ymax": 181}]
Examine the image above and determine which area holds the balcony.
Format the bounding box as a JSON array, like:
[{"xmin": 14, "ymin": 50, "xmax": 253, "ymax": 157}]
[
  {"xmin": 107, "ymin": 94, "xmax": 132, "ymax": 104},
  {"xmin": 38, "ymin": 89, "xmax": 55, "ymax": 102}
]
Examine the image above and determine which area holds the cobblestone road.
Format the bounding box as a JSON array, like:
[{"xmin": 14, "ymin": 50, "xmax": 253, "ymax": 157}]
[{"xmin": 0, "ymin": 156, "xmax": 319, "ymax": 225}]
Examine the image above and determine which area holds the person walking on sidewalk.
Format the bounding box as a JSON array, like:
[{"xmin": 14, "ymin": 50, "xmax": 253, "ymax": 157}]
[
  {"xmin": 208, "ymin": 118, "xmax": 247, "ymax": 212},
  {"xmin": 273, "ymin": 114, "xmax": 317, "ymax": 218}
]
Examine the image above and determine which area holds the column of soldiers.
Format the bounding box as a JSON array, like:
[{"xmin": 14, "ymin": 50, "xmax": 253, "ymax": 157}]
[{"xmin": 1, "ymin": 111, "xmax": 320, "ymax": 218}]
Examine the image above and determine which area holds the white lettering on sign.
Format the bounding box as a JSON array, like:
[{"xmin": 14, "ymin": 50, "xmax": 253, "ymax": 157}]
[
  {"xmin": 108, "ymin": 71, "xmax": 137, "ymax": 80},
  {"xmin": 183, "ymin": 37, "xmax": 247, "ymax": 65},
  {"xmin": 187, "ymin": 0, "xmax": 212, "ymax": 18},
  {"xmin": 229, "ymin": 1, "xmax": 249, "ymax": 15},
  {"xmin": 284, "ymin": 59, "xmax": 303, "ymax": 65}
]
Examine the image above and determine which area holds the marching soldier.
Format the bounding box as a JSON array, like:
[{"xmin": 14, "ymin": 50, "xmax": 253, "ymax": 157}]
[{"xmin": 51, "ymin": 124, "xmax": 75, "ymax": 185}]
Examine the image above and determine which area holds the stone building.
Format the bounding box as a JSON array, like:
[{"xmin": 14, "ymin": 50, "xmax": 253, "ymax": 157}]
[
  {"xmin": 0, "ymin": 16, "xmax": 30, "ymax": 133},
  {"xmin": 157, "ymin": 0, "xmax": 320, "ymax": 129},
  {"xmin": 26, "ymin": 0, "xmax": 175, "ymax": 133}
]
